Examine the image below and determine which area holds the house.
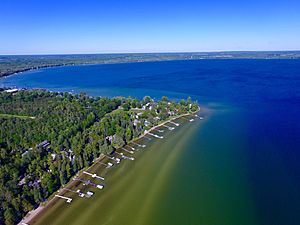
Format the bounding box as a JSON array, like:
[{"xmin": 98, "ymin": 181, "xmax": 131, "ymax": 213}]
[
  {"xmin": 36, "ymin": 140, "xmax": 50, "ymax": 149},
  {"xmin": 4, "ymin": 88, "xmax": 19, "ymax": 94},
  {"xmin": 144, "ymin": 120, "xmax": 151, "ymax": 126},
  {"xmin": 51, "ymin": 153, "xmax": 56, "ymax": 161},
  {"xmin": 106, "ymin": 135, "xmax": 116, "ymax": 143},
  {"xmin": 133, "ymin": 119, "xmax": 139, "ymax": 126},
  {"xmin": 18, "ymin": 177, "xmax": 26, "ymax": 186},
  {"xmin": 22, "ymin": 151, "xmax": 29, "ymax": 157}
]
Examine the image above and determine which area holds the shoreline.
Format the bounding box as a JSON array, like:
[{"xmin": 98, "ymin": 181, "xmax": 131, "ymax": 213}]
[
  {"xmin": 18, "ymin": 107, "xmax": 200, "ymax": 225},
  {"xmin": 0, "ymin": 58, "xmax": 193, "ymax": 79},
  {"xmin": 2, "ymin": 54, "xmax": 298, "ymax": 79}
]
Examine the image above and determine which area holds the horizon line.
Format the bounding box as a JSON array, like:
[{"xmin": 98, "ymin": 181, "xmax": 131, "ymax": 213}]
[{"xmin": 1, "ymin": 50, "xmax": 300, "ymax": 56}]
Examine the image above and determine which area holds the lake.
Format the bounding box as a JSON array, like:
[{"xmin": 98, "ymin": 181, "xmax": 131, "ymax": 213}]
[{"xmin": 1, "ymin": 59, "xmax": 300, "ymax": 225}]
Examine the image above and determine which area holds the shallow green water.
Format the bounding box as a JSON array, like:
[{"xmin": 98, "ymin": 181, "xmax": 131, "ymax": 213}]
[
  {"xmin": 30, "ymin": 115, "xmax": 200, "ymax": 225},
  {"xmin": 29, "ymin": 107, "xmax": 258, "ymax": 225}
]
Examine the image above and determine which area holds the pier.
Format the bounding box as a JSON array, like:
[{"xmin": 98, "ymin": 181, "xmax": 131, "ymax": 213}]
[
  {"xmin": 169, "ymin": 121, "xmax": 180, "ymax": 126},
  {"xmin": 141, "ymin": 135, "xmax": 151, "ymax": 140},
  {"xmin": 116, "ymin": 151, "xmax": 135, "ymax": 161},
  {"xmin": 127, "ymin": 145, "xmax": 135, "ymax": 150},
  {"xmin": 55, "ymin": 194, "xmax": 72, "ymax": 203},
  {"xmin": 97, "ymin": 161, "xmax": 108, "ymax": 166},
  {"xmin": 162, "ymin": 124, "xmax": 175, "ymax": 130},
  {"xmin": 83, "ymin": 171, "xmax": 105, "ymax": 180},
  {"xmin": 121, "ymin": 147, "xmax": 134, "ymax": 154},
  {"xmin": 153, "ymin": 127, "xmax": 165, "ymax": 133},
  {"xmin": 124, "ymin": 155, "xmax": 135, "ymax": 161},
  {"xmin": 131, "ymin": 141, "xmax": 146, "ymax": 148},
  {"xmin": 73, "ymin": 178, "xmax": 104, "ymax": 189},
  {"xmin": 97, "ymin": 161, "xmax": 114, "ymax": 168},
  {"xmin": 181, "ymin": 116, "xmax": 194, "ymax": 122},
  {"xmin": 63, "ymin": 188, "xmax": 85, "ymax": 197},
  {"xmin": 146, "ymin": 132, "xmax": 164, "ymax": 139},
  {"xmin": 194, "ymin": 114, "xmax": 203, "ymax": 120},
  {"xmin": 105, "ymin": 155, "xmax": 121, "ymax": 164}
]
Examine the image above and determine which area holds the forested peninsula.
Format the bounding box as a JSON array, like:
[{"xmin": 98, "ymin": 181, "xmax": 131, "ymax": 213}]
[{"xmin": 0, "ymin": 89, "xmax": 198, "ymax": 225}]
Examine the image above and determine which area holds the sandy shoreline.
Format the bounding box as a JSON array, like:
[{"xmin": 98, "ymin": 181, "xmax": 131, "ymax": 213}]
[{"xmin": 18, "ymin": 107, "xmax": 200, "ymax": 225}]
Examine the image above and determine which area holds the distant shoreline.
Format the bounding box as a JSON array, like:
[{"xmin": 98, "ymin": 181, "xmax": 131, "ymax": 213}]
[
  {"xmin": 3, "ymin": 58, "xmax": 300, "ymax": 80},
  {"xmin": 1, "ymin": 52, "xmax": 300, "ymax": 78}
]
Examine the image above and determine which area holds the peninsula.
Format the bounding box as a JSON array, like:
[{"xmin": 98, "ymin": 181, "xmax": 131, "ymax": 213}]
[{"xmin": 0, "ymin": 89, "xmax": 199, "ymax": 225}]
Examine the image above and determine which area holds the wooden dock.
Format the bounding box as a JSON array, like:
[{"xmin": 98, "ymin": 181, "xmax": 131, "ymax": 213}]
[
  {"xmin": 83, "ymin": 171, "xmax": 105, "ymax": 180},
  {"xmin": 55, "ymin": 195, "xmax": 72, "ymax": 203}
]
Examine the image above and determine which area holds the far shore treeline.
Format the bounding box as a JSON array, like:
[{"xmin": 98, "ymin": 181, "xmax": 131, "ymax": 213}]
[
  {"xmin": 1, "ymin": 52, "xmax": 300, "ymax": 78},
  {"xmin": 0, "ymin": 89, "xmax": 198, "ymax": 225}
]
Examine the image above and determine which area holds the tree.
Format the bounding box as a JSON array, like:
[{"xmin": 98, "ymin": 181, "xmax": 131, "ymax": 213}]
[
  {"xmin": 161, "ymin": 96, "xmax": 168, "ymax": 102},
  {"xmin": 22, "ymin": 199, "xmax": 34, "ymax": 212},
  {"xmin": 125, "ymin": 127, "xmax": 132, "ymax": 142},
  {"xmin": 143, "ymin": 96, "xmax": 151, "ymax": 104},
  {"xmin": 4, "ymin": 207, "xmax": 16, "ymax": 225},
  {"xmin": 122, "ymin": 103, "xmax": 130, "ymax": 111}
]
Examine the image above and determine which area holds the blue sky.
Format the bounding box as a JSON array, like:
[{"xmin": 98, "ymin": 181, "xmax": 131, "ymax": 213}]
[{"xmin": 0, "ymin": 0, "xmax": 299, "ymax": 54}]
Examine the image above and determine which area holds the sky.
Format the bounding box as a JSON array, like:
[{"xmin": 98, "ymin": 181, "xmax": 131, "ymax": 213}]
[{"xmin": 0, "ymin": 0, "xmax": 300, "ymax": 54}]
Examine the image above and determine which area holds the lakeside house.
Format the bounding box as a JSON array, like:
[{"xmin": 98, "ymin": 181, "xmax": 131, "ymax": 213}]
[
  {"xmin": 36, "ymin": 140, "xmax": 50, "ymax": 149},
  {"xmin": 4, "ymin": 88, "xmax": 19, "ymax": 94}
]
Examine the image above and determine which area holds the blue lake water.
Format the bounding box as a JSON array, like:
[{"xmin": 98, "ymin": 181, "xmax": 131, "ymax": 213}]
[{"xmin": 1, "ymin": 59, "xmax": 300, "ymax": 224}]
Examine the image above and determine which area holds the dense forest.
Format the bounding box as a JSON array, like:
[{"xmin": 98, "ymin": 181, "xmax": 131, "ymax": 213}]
[{"xmin": 0, "ymin": 89, "xmax": 198, "ymax": 225}]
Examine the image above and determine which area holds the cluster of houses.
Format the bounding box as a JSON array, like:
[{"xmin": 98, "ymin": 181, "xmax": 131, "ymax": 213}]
[
  {"xmin": 19, "ymin": 140, "xmax": 76, "ymax": 186},
  {"xmin": 18, "ymin": 174, "xmax": 41, "ymax": 188},
  {"xmin": 132, "ymin": 101, "xmax": 178, "ymax": 128}
]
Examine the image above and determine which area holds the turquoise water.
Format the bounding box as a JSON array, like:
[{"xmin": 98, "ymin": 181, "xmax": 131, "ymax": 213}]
[{"xmin": 1, "ymin": 59, "xmax": 300, "ymax": 224}]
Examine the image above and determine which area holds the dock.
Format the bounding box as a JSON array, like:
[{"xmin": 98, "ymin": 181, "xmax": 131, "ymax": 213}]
[
  {"xmin": 181, "ymin": 116, "xmax": 194, "ymax": 122},
  {"xmin": 115, "ymin": 151, "xmax": 123, "ymax": 156},
  {"xmin": 195, "ymin": 115, "xmax": 203, "ymax": 120},
  {"xmin": 116, "ymin": 151, "xmax": 135, "ymax": 161},
  {"xmin": 121, "ymin": 147, "xmax": 134, "ymax": 154},
  {"xmin": 105, "ymin": 155, "xmax": 121, "ymax": 164},
  {"xmin": 131, "ymin": 141, "xmax": 146, "ymax": 148},
  {"xmin": 162, "ymin": 124, "xmax": 175, "ymax": 130},
  {"xmin": 55, "ymin": 194, "xmax": 72, "ymax": 203},
  {"xmin": 153, "ymin": 127, "xmax": 165, "ymax": 133},
  {"xmin": 169, "ymin": 121, "xmax": 180, "ymax": 126},
  {"xmin": 146, "ymin": 132, "xmax": 164, "ymax": 139},
  {"xmin": 73, "ymin": 178, "xmax": 104, "ymax": 189},
  {"xmin": 97, "ymin": 161, "xmax": 113, "ymax": 168},
  {"xmin": 97, "ymin": 161, "xmax": 108, "ymax": 166},
  {"xmin": 141, "ymin": 135, "xmax": 151, "ymax": 140},
  {"xmin": 123, "ymin": 155, "xmax": 135, "ymax": 161},
  {"xmin": 83, "ymin": 171, "xmax": 105, "ymax": 180},
  {"xmin": 127, "ymin": 145, "xmax": 135, "ymax": 150},
  {"xmin": 63, "ymin": 188, "xmax": 85, "ymax": 197}
]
